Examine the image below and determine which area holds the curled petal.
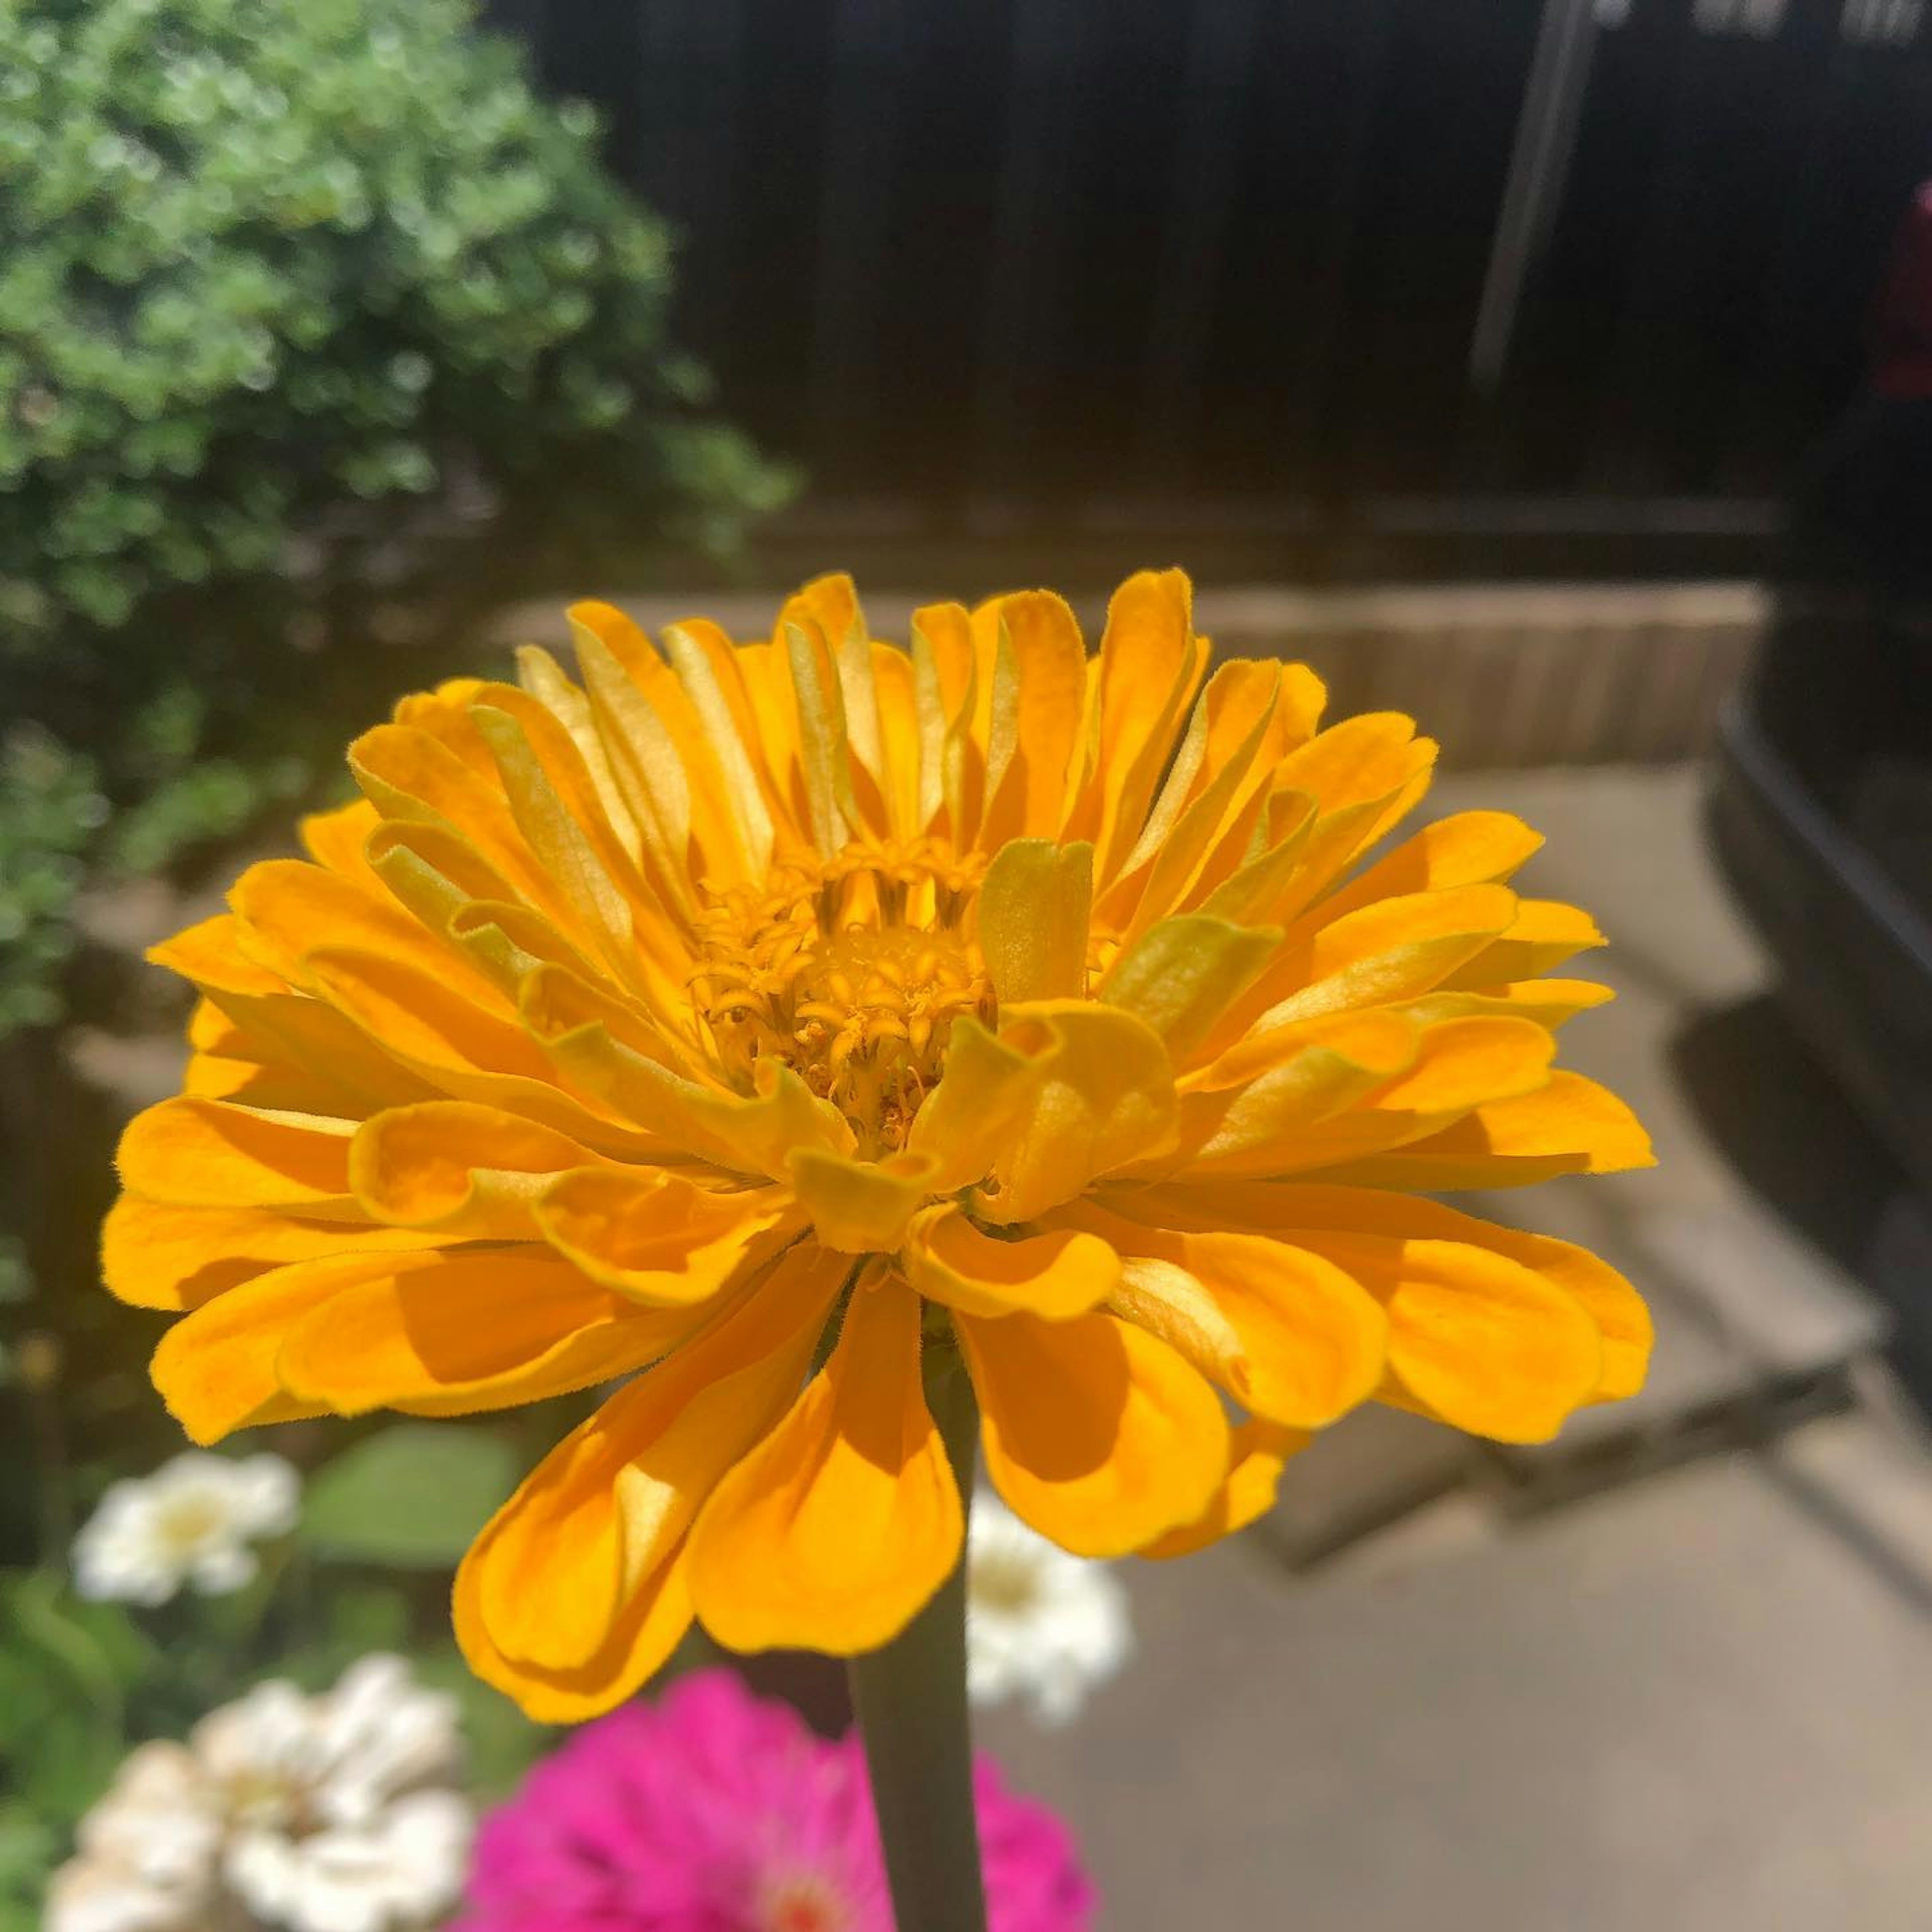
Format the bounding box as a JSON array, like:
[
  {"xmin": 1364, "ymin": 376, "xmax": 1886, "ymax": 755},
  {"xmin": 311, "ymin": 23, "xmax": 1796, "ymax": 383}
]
[
  {"xmin": 974, "ymin": 1002, "xmax": 1177, "ymax": 1224},
  {"xmin": 901, "ymin": 1204, "xmax": 1120, "ymax": 1321},
  {"xmin": 534, "ymin": 1168, "xmax": 803, "ymax": 1307},
  {"xmin": 350, "ymin": 1102, "xmax": 603, "ymax": 1237}
]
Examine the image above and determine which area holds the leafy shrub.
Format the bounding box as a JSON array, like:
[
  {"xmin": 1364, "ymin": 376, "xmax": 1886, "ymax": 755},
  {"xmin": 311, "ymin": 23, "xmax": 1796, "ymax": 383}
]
[{"xmin": 0, "ymin": 0, "xmax": 793, "ymax": 1032}]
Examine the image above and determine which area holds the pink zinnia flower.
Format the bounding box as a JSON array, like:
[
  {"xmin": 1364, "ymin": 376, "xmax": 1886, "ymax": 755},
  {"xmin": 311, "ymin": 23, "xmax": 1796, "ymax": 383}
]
[{"xmin": 455, "ymin": 1668, "xmax": 1095, "ymax": 1932}]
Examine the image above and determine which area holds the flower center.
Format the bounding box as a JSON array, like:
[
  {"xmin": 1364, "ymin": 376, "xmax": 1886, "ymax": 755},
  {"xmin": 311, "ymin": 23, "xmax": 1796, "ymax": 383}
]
[
  {"xmin": 757, "ymin": 1872, "xmax": 851, "ymax": 1932},
  {"xmin": 153, "ymin": 1489, "xmax": 229, "ymax": 1556},
  {"xmin": 970, "ymin": 1548, "xmax": 1044, "ymax": 1618},
  {"xmin": 691, "ymin": 837, "xmax": 991, "ymax": 1154}
]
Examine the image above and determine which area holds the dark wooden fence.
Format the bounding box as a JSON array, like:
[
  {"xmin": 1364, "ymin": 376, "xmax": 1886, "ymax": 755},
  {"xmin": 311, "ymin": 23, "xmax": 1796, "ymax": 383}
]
[{"xmin": 488, "ymin": 0, "xmax": 1932, "ymax": 576}]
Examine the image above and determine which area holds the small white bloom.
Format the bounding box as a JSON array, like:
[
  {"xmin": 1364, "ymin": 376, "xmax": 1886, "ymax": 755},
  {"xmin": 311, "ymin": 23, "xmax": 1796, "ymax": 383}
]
[
  {"xmin": 45, "ymin": 1656, "xmax": 471, "ymax": 1932},
  {"xmin": 72, "ymin": 1451, "xmax": 300, "ymax": 1606},
  {"xmin": 964, "ymin": 1492, "xmax": 1132, "ymax": 1727}
]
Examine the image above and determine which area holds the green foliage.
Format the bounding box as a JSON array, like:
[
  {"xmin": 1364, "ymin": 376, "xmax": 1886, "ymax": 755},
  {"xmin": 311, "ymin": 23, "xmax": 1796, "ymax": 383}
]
[
  {"xmin": 0, "ymin": 0, "xmax": 793, "ymax": 1036},
  {"xmin": 0, "ymin": 0, "xmax": 788, "ymax": 647},
  {"xmin": 0, "ymin": 728, "xmax": 105, "ymax": 1033},
  {"xmin": 300, "ymin": 1422, "xmax": 521, "ymax": 1568}
]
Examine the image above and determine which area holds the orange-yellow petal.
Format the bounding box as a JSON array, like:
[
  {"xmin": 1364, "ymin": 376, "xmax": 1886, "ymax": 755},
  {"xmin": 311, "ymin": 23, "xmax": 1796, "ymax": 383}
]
[
  {"xmin": 975, "ymin": 838, "xmax": 1093, "ymax": 1006},
  {"xmin": 785, "ymin": 1148, "xmax": 936, "ymax": 1254},
  {"xmin": 1140, "ymin": 1418, "xmax": 1310, "ymax": 1561},
  {"xmin": 459, "ymin": 1242, "xmax": 846, "ymax": 1706},
  {"xmin": 1064, "ymin": 1204, "xmax": 1385, "ymax": 1429},
  {"xmin": 901, "ymin": 1204, "xmax": 1119, "ymax": 1321},
  {"xmin": 1308, "ymin": 1071, "xmax": 1654, "ymax": 1189},
  {"xmin": 274, "ymin": 1247, "xmax": 690, "ymax": 1417},
  {"xmin": 1162, "ymin": 1180, "xmax": 1651, "ymax": 1404},
  {"xmin": 687, "ymin": 1275, "xmax": 961, "ymax": 1654},
  {"xmin": 150, "ymin": 1250, "xmax": 420, "ymax": 1442},
  {"xmin": 349, "ymin": 1102, "xmax": 602, "ymax": 1236},
  {"xmin": 956, "ymin": 1306, "xmax": 1227, "ymax": 1556},
  {"xmin": 101, "ymin": 1197, "xmax": 442, "ymax": 1311},
  {"xmin": 975, "ymin": 1002, "xmax": 1176, "ymax": 1224},
  {"xmin": 118, "ymin": 1099, "xmax": 357, "ymax": 1213},
  {"xmin": 534, "ymin": 1167, "xmax": 802, "ymax": 1307},
  {"xmin": 1286, "ymin": 1230, "xmax": 1602, "ymax": 1442}
]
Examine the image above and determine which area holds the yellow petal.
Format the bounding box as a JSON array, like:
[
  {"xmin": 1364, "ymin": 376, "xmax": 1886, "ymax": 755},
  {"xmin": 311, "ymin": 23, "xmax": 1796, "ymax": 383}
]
[
  {"xmin": 1437, "ymin": 898, "xmax": 1606, "ymax": 988},
  {"xmin": 298, "ymin": 797, "xmax": 384, "ymax": 890},
  {"xmin": 468, "ymin": 694, "xmax": 642, "ymax": 970},
  {"xmin": 976, "ymin": 1001, "xmax": 1176, "ymax": 1223},
  {"xmin": 100, "ymin": 1198, "xmax": 441, "ymax": 1311},
  {"xmin": 1072, "ymin": 569, "xmax": 1209, "ymax": 879},
  {"xmin": 1065, "ymin": 1203, "xmax": 1385, "ymax": 1428},
  {"xmin": 1162, "ymin": 1010, "xmax": 1421, "ymax": 1172},
  {"xmin": 1308, "ymin": 810, "xmax": 1543, "ymax": 928},
  {"xmin": 1225, "ymin": 882, "xmax": 1521, "ymax": 1049},
  {"xmin": 783, "ymin": 616, "xmax": 857, "ymax": 852},
  {"xmin": 454, "ymin": 1535, "xmax": 695, "ymax": 1727},
  {"xmin": 534, "ymin": 1167, "xmax": 803, "ymax": 1307},
  {"xmin": 975, "ymin": 591, "xmax": 1089, "ymax": 845},
  {"xmin": 1102, "ymin": 661, "xmax": 1284, "ymax": 929},
  {"xmin": 566, "ymin": 612, "xmax": 701, "ymax": 912},
  {"xmin": 151, "ymin": 1250, "xmax": 416, "ymax": 1442},
  {"xmin": 350, "ymin": 1102, "xmax": 602, "ymax": 1236},
  {"xmin": 975, "ymin": 838, "xmax": 1093, "ymax": 1006},
  {"xmin": 1308, "ymin": 1071, "xmax": 1654, "ymax": 1189},
  {"xmin": 1161, "ymin": 1179, "xmax": 1651, "ymax": 1405},
  {"xmin": 349, "ymin": 721, "xmax": 575, "ymax": 930},
  {"xmin": 1401, "ymin": 978, "xmax": 1615, "ymax": 1030},
  {"xmin": 117, "ymin": 1099, "xmax": 357, "ymax": 1212},
  {"xmin": 1284, "ymin": 1231, "xmax": 1602, "ymax": 1442},
  {"xmin": 460, "ymin": 1242, "xmax": 847, "ymax": 1697},
  {"xmin": 956, "ymin": 1306, "xmax": 1228, "ymax": 1556},
  {"xmin": 229, "ymin": 859, "xmax": 499, "ymax": 1005},
  {"xmin": 905, "ymin": 1019, "xmax": 1043, "ymax": 1194},
  {"xmin": 1185, "ymin": 1015, "xmax": 1556, "ymax": 1177},
  {"xmin": 901, "ymin": 1204, "xmax": 1120, "ymax": 1320},
  {"xmin": 1100, "ymin": 914, "xmax": 1279, "ymax": 1065},
  {"xmin": 178, "ymin": 982, "xmax": 434, "ymax": 1116},
  {"xmin": 786, "ymin": 1148, "xmax": 936, "ymax": 1254},
  {"xmin": 148, "ymin": 912, "xmax": 288, "ymax": 997},
  {"xmin": 275, "ymin": 1247, "xmax": 692, "ymax": 1416},
  {"xmin": 687, "ymin": 1275, "xmax": 961, "ymax": 1654},
  {"xmin": 661, "ymin": 618, "xmax": 779, "ymax": 870},
  {"xmin": 1139, "ymin": 1419, "xmax": 1310, "ymax": 1561}
]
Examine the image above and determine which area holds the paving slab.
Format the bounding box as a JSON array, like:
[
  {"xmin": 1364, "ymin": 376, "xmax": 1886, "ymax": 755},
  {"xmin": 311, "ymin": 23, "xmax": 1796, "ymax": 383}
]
[{"xmin": 981, "ymin": 1418, "xmax": 1932, "ymax": 1932}]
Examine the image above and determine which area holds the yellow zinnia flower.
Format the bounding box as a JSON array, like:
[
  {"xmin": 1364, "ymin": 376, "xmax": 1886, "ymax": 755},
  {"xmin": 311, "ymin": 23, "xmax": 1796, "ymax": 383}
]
[{"xmin": 106, "ymin": 570, "xmax": 1652, "ymax": 1720}]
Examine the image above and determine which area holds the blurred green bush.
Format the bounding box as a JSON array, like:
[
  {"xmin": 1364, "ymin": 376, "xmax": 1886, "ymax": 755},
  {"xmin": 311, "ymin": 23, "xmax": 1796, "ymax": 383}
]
[{"xmin": 0, "ymin": 0, "xmax": 793, "ymax": 1034}]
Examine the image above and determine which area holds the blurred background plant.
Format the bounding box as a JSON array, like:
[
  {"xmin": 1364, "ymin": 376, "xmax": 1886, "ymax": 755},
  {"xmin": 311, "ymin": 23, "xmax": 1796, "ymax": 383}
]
[
  {"xmin": 0, "ymin": 0, "xmax": 791, "ymax": 1037},
  {"xmin": 0, "ymin": 1, "xmax": 791, "ymax": 1910}
]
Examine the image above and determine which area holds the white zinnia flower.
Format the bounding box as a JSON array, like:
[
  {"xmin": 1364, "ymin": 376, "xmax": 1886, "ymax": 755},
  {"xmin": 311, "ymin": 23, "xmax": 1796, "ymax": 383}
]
[
  {"xmin": 45, "ymin": 1655, "xmax": 471, "ymax": 1932},
  {"xmin": 964, "ymin": 1492, "xmax": 1132, "ymax": 1727},
  {"xmin": 72, "ymin": 1451, "xmax": 299, "ymax": 1606}
]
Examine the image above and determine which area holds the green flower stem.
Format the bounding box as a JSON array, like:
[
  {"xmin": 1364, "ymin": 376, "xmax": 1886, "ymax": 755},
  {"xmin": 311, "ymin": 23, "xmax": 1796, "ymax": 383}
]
[{"xmin": 847, "ymin": 1346, "xmax": 988, "ymax": 1932}]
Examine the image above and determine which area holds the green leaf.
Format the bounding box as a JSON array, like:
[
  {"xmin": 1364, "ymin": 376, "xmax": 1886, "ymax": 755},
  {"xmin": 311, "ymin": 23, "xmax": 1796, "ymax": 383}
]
[{"xmin": 300, "ymin": 1424, "xmax": 520, "ymax": 1569}]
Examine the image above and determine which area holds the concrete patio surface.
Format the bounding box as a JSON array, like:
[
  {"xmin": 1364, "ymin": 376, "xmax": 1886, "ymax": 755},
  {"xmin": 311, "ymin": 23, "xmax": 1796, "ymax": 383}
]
[{"xmin": 981, "ymin": 762, "xmax": 1932, "ymax": 1931}]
